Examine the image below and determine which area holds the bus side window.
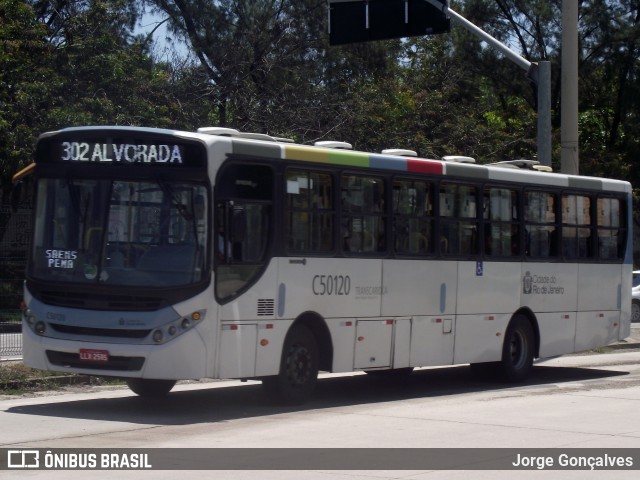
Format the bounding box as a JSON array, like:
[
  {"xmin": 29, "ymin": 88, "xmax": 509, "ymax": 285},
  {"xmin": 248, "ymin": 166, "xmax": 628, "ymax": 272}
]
[
  {"xmin": 440, "ymin": 183, "xmax": 478, "ymax": 257},
  {"xmin": 525, "ymin": 190, "xmax": 558, "ymax": 259},
  {"xmin": 341, "ymin": 174, "xmax": 385, "ymax": 254},
  {"xmin": 597, "ymin": 196, "xmax": 624, "ymax": 260},
  {"xmin": 562, "ymin": 194, "xmax": 592, "ymax": 259},
  {"xmin": 393, "ymin": 178, "xmax": 433, "ymax": 256}
]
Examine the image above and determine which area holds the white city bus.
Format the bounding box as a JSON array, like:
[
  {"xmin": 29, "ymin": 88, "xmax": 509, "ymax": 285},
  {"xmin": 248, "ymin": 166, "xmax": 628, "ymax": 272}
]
[{"xmin": 17, "ymin": 126, "xmax": 632, "ymax": 403}]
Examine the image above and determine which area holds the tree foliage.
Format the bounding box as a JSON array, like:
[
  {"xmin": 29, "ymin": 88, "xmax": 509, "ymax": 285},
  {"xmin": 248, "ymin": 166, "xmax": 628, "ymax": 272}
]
[{"xmin": 1, "ymin": 0, "xmax": 640, "ymax": 197}]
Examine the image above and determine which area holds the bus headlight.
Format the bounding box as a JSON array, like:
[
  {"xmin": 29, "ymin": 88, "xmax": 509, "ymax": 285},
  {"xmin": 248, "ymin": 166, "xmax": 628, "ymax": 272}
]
[
  {"xmin": 152, "ymin": 330, "xmax": 164, "ymax": 343},
  {"xmin": 35, "ymin": 321, "xmax": 46, "ymax": 335},
  {"xmin": 23, "ymin": 309, "xmax": 39, "ymax": 330},
  {"xmin": 148, "ymin": 310, "xmax": 205, "ymax": 344},
  {"xmin": 26, "ymin": 314, "xmax": 37, "ymax": 327}
]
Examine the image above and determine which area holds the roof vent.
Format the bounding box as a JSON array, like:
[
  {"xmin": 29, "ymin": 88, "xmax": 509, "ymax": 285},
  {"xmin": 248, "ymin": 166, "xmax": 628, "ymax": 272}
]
[
  {"xmin": 314, "ymin": 141, "xmax": 353, "ymax": 150},
  {"xmin": 442, "ymin": 155, "xmax": 476, "ymax": 164},
  {"xmin": 236, "ymin": 132, "xmax": 277, "ymax": 142},
  {"xmin": 198, "ymin": 127, "xmax": 240, "ymax": 136},
  {"xmin": 382, "ymin": 149, "xmax": 418, "ymax": 157},
  {"xmin": 197, "ymin": 127, "xmax": 293, "ymax": 143},
  {"xmin": 489, "ymin": 159, "xmax": 552, "ymax": 171}
]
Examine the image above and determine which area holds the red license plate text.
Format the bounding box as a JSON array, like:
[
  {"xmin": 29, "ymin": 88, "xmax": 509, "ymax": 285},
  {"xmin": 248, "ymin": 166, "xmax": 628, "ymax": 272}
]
[{"xmin": 79, "ymin": 349, "xmax": 109, "ymax": 362}]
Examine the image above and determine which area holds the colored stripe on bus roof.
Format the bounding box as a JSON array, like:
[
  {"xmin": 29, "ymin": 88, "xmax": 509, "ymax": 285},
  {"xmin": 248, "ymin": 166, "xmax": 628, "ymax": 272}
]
[
  {"xmin": 283, "ymin": 145, "xmax": 444, "ymax": 175},
  {"xmin": 284, "ymin": 145, "xmax": 370, "ymax": 167},
  {"xmin": 407, "ymin": 158, "xmax": 443, "ymax": 175}
]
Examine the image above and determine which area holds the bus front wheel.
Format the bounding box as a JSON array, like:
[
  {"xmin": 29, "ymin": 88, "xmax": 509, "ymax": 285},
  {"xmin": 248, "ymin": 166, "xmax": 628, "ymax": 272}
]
[
  {"xmin": 126, "ymin": 378, "xmax": 176, "ymax": 397},
  {"xmin": 262, "ymin": 325, "xmax": 319, "ymax": 405}
]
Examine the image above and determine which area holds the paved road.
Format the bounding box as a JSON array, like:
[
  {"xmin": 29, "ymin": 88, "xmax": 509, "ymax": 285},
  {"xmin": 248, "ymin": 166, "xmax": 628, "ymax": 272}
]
[{"xmin": 1, "ymin": 338, "xmax": 639, "ymax": 479}]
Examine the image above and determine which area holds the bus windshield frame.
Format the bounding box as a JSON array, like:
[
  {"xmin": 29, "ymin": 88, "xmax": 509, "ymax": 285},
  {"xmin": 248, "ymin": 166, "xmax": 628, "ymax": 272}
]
[{"xmin": 30, "ymin": 177, "xmax": 209, "ymax": 289}]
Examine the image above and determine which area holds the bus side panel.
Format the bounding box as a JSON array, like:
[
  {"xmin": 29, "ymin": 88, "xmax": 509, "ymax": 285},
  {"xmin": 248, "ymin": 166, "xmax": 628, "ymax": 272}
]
[
  {"xmin": 409, "ymin": 316, "xmax": 455, "ymax": 367},
  {"xmin": 455, "ymin": 261, "xmax": 521, "ymax": 315},
  {"xmin": 276, "ymin": 258, "xmax": 381, "ymax": 320},
  {"xmin": 326, "ymin": 318, "xmax": 357, "ymax": 372},
  {"xmin": 577, "ymin": 264, "xmax": 621, "ymax": 311},
  {"xmin": 381, "ymin": 259, "xmax": 457, "ymax": 317},
  {"xmin": 219, "ymin": 261, "xmax": 279, "ymax": 322},
  {"xmin": 537, "ymin": 312, "xmax": 577, "ymax": 358},
  {"xmin": 216, "ymin": 320, "xmax": 293, "ymax": 379},
  {"xmin": 393, "ymin": 317, "xmax": 412, "ymax": 369},
  {"xmin": 218, "ymin": 324, "xmax": 257, "ymax": 379},
  {"xmin": 575, "ymin": 311, "xmax": 620, "ymax": 352},
  {"xmin": 620, "ymin": 263, "xmax": 632, "ymax": 340},
  {"xmin": 353, "ymin": 319, "xmax": 393, "ymax": 369},
  {"xmin": 453, "ymin": 262, "xmax": 519, "ymax": 365},
  {"xmin": 255, "ymin": 320, "xmax": 291, "ymax": 377},
  {"xmin": 521, "ymin": 263, "xmax": 579, "ymax": 313},
  {"xmin": 453, "ymin": 313, "xmax": 510, "ymax": 364},
  {"xmin": 574, "ymin": 263, "xmax": 622, "ymax": 351}
]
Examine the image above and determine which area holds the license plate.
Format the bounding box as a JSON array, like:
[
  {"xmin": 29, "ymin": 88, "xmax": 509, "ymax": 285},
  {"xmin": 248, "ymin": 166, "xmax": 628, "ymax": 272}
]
[{"xmin": 79, "ymin": 349, "xmax": 109, "ymax": 363}]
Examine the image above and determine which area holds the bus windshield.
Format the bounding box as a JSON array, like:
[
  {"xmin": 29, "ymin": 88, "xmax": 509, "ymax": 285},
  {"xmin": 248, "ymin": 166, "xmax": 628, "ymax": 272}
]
[{"xmin": 30, "ymin": 178, "xmax": 208, "ymax": 287}]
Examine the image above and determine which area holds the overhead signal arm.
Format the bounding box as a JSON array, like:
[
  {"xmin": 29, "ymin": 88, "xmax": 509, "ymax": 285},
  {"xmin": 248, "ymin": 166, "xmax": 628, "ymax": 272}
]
[{"xmin": 328, "ymin": 1, "xmax": 551, "ymax": 167}]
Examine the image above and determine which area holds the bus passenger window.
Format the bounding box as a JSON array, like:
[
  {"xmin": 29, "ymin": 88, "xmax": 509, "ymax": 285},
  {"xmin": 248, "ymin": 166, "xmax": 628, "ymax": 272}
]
[
  {"xmin": 286, "ymin": 170, "xmax": 334, "ymax": 254},
  {"xmin": 440, "ymin": 183, "xmax": 478, "ymax": 257},
  {"xmin": 483, "ymin": 187, "xmax": 518, "ymax": 257},
  {"xmin": 524, "ymin": 191, "xmax": 557, "ymax": 258},
  {"xmin": 597, "ymin": 197, "xmax": 624, "ymax": 260},
  {"xmin": 562, "ymin": 194, "xmax": 592, "ymax": 259},
  {"xmin": 393, "ymin": 179, "xmax": 433, "ymax": 256},
  {"xmin": 341, "ymin": 175, "xmax": 386, "ymax": 254}
]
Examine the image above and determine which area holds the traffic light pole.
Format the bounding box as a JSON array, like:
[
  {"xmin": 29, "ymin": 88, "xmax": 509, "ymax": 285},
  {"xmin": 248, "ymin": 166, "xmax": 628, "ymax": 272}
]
[{"xmin": 425, "ymin": 0, "xmax": 552, "ymax": 168}]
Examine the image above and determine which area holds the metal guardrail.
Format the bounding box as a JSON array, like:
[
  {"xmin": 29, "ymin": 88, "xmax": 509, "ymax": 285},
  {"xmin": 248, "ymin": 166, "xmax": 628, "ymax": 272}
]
[
  {"xmin": 1, "ymin": 204, "xmax": 31, "ymax": 360},
  {"xmin": 0, "ymin": 319, "xmax": 22, "ymax": 359}
]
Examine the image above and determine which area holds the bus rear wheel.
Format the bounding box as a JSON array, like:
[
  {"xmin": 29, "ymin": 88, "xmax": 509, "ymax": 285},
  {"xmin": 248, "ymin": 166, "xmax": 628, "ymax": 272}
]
[
  {"xmin": 126, "ymin": 378, "xmax": 176, "ymax": 397},
  {"xmin": 262, "ymin": 325, "xmax": 318, "ymax": 405},
  {"xmin": 500, "ymin": 315, "xmax": 535, "ymax": 382}
]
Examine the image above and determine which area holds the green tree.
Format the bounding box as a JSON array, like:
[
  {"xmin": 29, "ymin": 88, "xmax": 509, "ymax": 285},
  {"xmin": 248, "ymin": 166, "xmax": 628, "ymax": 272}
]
[{"xmin": 0, "ymin": 0, "xmax": 54, "ymax": 196}]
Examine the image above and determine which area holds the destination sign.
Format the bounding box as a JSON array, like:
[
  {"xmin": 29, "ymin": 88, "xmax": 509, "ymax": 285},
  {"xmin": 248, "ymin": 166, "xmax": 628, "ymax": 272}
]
[
  {"xmin": 59, "ymin": 141, "xmax": 184, "ymax": 164},
  {"xmin": 36, "ymin": 134, "xmax": 207, "ymax": 168}
]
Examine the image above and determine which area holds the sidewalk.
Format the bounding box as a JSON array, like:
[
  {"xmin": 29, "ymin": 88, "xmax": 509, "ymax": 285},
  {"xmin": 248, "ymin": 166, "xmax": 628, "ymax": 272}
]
[{"xmin": 610, "ymin": 323, "xmax": 640, "ymax": 350}]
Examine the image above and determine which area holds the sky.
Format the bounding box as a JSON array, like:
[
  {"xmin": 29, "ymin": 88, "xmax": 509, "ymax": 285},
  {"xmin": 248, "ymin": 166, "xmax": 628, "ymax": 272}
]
[{"xmin": 136, "ymin": 8, "xmax": 191, "ymax": 61}]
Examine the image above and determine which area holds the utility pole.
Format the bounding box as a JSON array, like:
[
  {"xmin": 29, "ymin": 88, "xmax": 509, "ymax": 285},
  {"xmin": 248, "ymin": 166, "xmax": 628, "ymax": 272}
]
[{"xmin": 561, "ymin": 1, "xmax": 579, "ymax": 175}]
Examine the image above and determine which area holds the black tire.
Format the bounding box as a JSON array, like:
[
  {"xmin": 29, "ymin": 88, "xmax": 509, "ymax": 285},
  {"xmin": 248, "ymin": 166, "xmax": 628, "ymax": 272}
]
[
  {"xmin": 126, "ymin": 378, "xmax": 176, "ymax": 397},
  {"xmin": 499, "ymin": 315, "xmax": 535, "ymax": 382},
  {"xmin": 632, "ymin": 300, "xmax": 640, "ymax": 323},
  {"xmin": 262, "ymin": 325, "xmax": 318, "ymax": 405}
]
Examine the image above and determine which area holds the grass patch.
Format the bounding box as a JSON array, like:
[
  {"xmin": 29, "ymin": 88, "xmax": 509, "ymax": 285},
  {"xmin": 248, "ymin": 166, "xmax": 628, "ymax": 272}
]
[{"xmin": 0, "ymin": 362, "xmax": 123, "ymax": 394}]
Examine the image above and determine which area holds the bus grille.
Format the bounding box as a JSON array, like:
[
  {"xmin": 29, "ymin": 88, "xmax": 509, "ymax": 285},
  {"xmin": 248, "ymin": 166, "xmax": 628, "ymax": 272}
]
[
  {"xmin": 46, "ymin": 350, "xmax": 145, "ymax": 371},
  {"xmin": 257, "ymin": 299, "xmax": 275, "ymax": 316},
  {"xmin": 39, "ymin": 290, "xmax": 164, "ymax": 311},
  {"xmin": 50, "ymin": 323, "xmax": 151, "ymax": 339}
]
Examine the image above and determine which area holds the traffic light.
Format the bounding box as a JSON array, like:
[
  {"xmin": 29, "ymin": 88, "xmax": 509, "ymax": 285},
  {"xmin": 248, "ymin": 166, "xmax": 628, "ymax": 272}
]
[{"xmin": 329, "ymin": 0, "xmax": 451, "ymax": 45}]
